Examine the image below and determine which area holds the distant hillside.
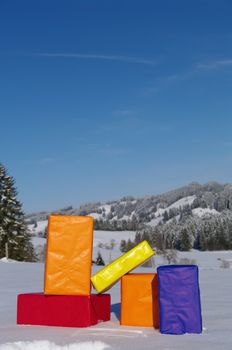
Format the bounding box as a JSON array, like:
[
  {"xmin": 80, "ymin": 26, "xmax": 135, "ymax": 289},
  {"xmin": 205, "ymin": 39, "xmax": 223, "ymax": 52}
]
[
  {"xmin": 26, "ymin": 182, "xmax": 232, "ymax": 252},
  {"xmin": 26, "ymin": 181, "xmax": 232, "ymax": 229}
]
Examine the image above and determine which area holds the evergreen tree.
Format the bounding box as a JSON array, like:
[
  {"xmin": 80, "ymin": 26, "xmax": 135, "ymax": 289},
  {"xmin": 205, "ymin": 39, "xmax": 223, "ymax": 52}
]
[
  {"xmin": 193, "ymin": 234, "xmax": 201, "ymax": 250},
  {"xmin": 135, "ymin": 232, "xmax": 142, "ymax": 244},
  {"xmin": 163, "ymin": 210, "xmax": 169, "ymax": 222},
  {"xmin": 0, "ymin": 163, "xmax": 35, "ymax": 261},
  {"xmin": 96, "ymin": 251, "xmax": 105, "ymax": 266},
  {"xmin": 126, "ymin": 238, "xmax": 135, "ymax": 251},
  {"xmin": 178, "ymin": 228, "xmax": 191, "ymax": 251},
  {"xmin": 120, "ymin": 239, "xmax": 127, "ymax": 252},
  {"xmin": 142, "ymin": 230, "xmax": 152, "ymax": 244}
]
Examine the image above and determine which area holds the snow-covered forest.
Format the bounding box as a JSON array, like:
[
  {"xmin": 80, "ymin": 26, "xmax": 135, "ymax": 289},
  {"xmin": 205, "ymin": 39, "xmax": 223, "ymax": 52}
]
[{"xmin": 27, "ymin": 182, "xmax": 232, "ymax": 256}]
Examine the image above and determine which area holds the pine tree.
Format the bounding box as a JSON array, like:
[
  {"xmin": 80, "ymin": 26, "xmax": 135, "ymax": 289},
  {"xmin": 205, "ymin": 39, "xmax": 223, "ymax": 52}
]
[
  {"xmin": 135, "ymin": 232, "xmax": 142, "ymax": 244},
  {"xmin": 178, "ymin": 228, "xmax": 191, "ymax": 251},
  {"xmin": 126, "ymin": 238, "xmax": 135, "ymax": 251},
  {"xmin": 96, "ymin": 251, "xmax": 105, "ymax": 266},
  {"xmin": 163, "ymin": 210, "xmax": 169, "ymax": 222},
  {"xmin": 0, "ymin": 163, "xmax": 35, "ymax": 261},
  {"xmin": 120, "ymin": 239, "xmax": 127, "ymax": 252}
]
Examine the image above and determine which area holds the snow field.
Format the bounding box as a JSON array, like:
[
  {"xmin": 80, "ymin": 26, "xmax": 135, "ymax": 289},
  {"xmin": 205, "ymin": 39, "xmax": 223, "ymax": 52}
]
[{"xmin": 0, "ymin": 250, "xmax": 232, "ymax": 349}]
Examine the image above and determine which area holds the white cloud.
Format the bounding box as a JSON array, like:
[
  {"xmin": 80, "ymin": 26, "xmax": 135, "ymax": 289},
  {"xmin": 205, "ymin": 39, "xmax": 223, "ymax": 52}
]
[
  {"xmin": 143, "ymin": 57, "xmax": 232, "ymax": 95},
  {"xmin": 33, "ymin": 53, "xmax": 157, "ymax": 65},
  {"xmin": 196, "ymin": 59, "xmax": 232, "ymax": 70}
]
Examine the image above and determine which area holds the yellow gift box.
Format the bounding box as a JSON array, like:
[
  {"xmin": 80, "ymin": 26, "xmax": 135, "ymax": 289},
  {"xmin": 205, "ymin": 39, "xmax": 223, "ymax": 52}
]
[{"xmin": 91, "ymin": 241, "xmax": 154, "ymax": 293}]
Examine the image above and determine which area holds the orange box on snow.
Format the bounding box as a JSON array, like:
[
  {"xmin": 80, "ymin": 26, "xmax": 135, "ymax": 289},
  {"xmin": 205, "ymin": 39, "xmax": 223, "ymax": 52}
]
[
  {"xmin": 44, "ymin": 215, "xmax": 94, "ymax": 295},
  {"xmin": 120, "ymin": 273, "xmax": 159, "ymax": 328}
]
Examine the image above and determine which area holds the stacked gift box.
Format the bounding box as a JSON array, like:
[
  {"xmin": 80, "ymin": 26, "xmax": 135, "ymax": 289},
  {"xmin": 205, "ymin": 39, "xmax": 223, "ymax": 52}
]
[
  {"xmin": 17, "ymin": 215, "xmax": 110, "ymax": 327},
  {"xmin": 17, "ymin": 215, "xmax": 202, "ymax": 334}
]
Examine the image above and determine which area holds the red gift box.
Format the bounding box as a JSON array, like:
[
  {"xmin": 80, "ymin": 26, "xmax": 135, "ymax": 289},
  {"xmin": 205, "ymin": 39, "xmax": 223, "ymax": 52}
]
[{"xmin": 17, "ymin": 293, "xmax": 110, "ymax": 327}]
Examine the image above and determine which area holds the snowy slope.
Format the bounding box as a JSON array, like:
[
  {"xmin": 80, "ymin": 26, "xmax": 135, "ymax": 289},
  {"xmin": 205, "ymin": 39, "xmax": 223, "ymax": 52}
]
[
  {"xmin": 89, "ymin": 195, "xmax": 197, "ymax": 223},
  {"xmin": 155, "ymin": 195, "xmax": 197, "ymax": 217},
  {"xmin": 168, "ymin": 195, "xmax": 197, "ymax": 209},
  {"xmin": 146, "ymin": 195, "xmax": 196, "ymax": 226},
  {"xmin": 192, "ymin": 208, "xmax": 219, "ymax": 218},
  {"xmin": 26, "ymin": 182, "xmax": 232, "ymax": 229},
  {"xmin": 0, "ymin": 251, "xmax": 232, "ymax": 349},
  {"xmin": 146, "ymin": 216, "xmax": 163, "ymax": 227}
]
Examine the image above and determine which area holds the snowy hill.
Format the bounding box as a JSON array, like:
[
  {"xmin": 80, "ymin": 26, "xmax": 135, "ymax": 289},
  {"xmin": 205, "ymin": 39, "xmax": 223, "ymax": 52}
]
[
  {"xmin": 26, "ymin": 182, "xmax": 232, "ymax": 253},
  {"xmin": 26, "ymin": 182, "xmax": 232, "ymax": 228}
]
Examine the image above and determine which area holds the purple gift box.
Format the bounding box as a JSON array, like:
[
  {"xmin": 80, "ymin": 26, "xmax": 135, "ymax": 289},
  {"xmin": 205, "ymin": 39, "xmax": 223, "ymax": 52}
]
[{"xmin": 157, "ymin": 265, "xmax": 202, "ymax": 335}]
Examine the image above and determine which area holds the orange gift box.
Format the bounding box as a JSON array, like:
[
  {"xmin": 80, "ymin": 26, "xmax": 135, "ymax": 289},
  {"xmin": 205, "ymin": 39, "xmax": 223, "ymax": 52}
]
[
  {"xmin": 44, "ymin": 215, "xmax": 93, "ymax": 295},
  {"xmin": 120, "ymin": 273, "xmax": 159, "ymax": 328}
]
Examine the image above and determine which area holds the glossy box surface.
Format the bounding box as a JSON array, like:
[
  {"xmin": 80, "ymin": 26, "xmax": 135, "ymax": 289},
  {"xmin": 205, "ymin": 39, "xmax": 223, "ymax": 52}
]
[
  {"xmin": 17, "ymin": 293, "xmax": 110, "ymax": 327},
  {"xmin": 91, "ymin": 241, "xmax": 154, "ymax": 293},
  {"xmin": 157, "ymin": 265, "xmax": 202, "ymax": 334},
  {"xmin": 44, "ymin": 215, "xmax": 93, "ymax": 295},
  {"xmin": 120, "ymin": 273, "xmax": 159, "ymax": 328}
]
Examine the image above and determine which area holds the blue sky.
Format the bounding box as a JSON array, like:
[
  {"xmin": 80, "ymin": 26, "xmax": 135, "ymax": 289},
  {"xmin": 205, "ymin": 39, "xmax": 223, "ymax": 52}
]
[{"xmin": 1, "ymin": 0, "xmax": 232, "ymax": 213}]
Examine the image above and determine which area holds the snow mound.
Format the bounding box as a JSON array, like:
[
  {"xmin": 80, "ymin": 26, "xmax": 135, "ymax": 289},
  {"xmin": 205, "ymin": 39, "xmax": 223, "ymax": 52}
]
[
  {"xmin": 192, "ymin": 208, "xmax": 219, "ymax": 217},
  {"xmin": 88, "ymin": 213, "xmax": 102, "ymax": 220},
  {"xmin": 0, "ymin": 257, "xmax": 18, "ymax": 263},
  {"xmin": 0, "ymin": 340, "xmax": 110, "ymax": 350}
]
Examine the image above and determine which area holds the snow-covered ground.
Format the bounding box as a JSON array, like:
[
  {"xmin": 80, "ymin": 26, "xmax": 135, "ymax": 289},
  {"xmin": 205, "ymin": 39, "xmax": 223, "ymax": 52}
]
[{"xmin": 1, "ymin": 249, "xmax": 232, "ymax": 349}]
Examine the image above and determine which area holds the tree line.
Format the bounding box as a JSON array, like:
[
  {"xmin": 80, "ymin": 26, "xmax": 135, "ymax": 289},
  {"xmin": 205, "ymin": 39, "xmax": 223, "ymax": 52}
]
[
  {"xmin": 0, "ymin": 163, "xmax": 35, "ymax": 261},
  {"xmin": 120, "ymin": 211, "xmax": 232, "ymax": 253}
]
